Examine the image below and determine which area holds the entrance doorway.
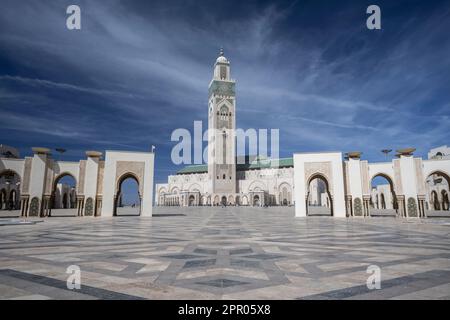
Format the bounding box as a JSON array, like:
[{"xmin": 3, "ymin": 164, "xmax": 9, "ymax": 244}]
[
  {"xmin": 189, "ymin": 195, "xmax": 195, "ymax": 206},
  {"xmin": 50, "ymin": 173, "xmax": 77, "ymax": 217},
  {"xmin": 306, "ymin": 175, "xmax": 332, "ymax": 216},
  {"xmin": 370, "ymin": 174, "xmax": 398, "ymax": 216},
  {"xmin": 221, "ymin": 196, "xmax": 227, "ymax": 206},
  {"xmin": 0, "ymin": 170, "xmax": 21, "ymax": 214},
  {"xmin": 253, "ymin": 195, "xmax": 260, "ymax": 206},
  {"xmin": 114, "ymin": 174, "xmax": 140, "ymax": 216},
  {"xmin": 426, "ymin": 171, "xmax": 450, "ymax": 213}
]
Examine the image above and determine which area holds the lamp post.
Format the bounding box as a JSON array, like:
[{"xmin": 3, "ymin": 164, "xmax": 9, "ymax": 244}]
[
  {"xmin": 381, "ymin": 149, "xmax": 392, "ymax": 160},
  {"xmin": 55, "ymin": 148, "xmax": 67, "ymax": 161}
]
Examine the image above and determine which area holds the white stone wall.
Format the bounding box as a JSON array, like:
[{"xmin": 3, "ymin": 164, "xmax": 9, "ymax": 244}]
[
  {"xmin": 1, "ymin": 148, "xmax": 155, "ymax": 217},
  {"xmin": 428, "ymin": 145, "xmax": 450, "ymax": 160},
  {"xmin": 157, "ymin": 166, "xmax": 294, "ymax": 207},
  {"xmin": 293, "ymin": 152, "xmax": 346, "ymax": 218},
  {"xmin": 102, "ymin": 150, "xmax": 154, "ymax": 217}
]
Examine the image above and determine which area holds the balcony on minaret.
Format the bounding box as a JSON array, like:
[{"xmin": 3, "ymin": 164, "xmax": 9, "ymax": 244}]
[
  {"xmin": 213, "ymin": 48, "xmax": 231, "ymax": 81},
  {"xmin": 209, "ymin": 49, "xmax": 236, "ymax": 98}
]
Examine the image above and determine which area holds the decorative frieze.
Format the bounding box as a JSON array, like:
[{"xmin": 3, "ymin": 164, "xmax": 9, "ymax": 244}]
[
  {"xmin": 115, "ymin": 161, "xmax": 145, "ymax": 194},
  {"xmin": 21, "ymin": 157, "xmax": 33, "ymax": 194},
  {"xmin": 393, "ymin": 159, "xmax": 403, "ymax": 194},
  {"xmin": 304, "ymin": 161, "xmax": 333, "ymax": 193},
  {"xmin": 354, "ymin": 197, "xmax": 363, "ymax": 216},
  {"xmin": 78, "ymin": 160, "xmax": 87, "ymax": 195},
  {"xmin": 407, "ymin": 197, "xmax": 418, "ymax": 217}
]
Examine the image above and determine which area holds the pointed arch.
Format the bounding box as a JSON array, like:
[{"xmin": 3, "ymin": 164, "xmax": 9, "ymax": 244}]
[
  {"xmin": 114, "ymin": 172, "xmax": 141, "ymax": 216},
  {"xmin": 306, "ymin": 173, "xmax": 333, "ymax": 216}
]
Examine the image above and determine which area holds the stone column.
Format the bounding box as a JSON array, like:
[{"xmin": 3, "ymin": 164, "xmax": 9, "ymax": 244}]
[
  {"xmin": 396, "ymin": 195, "xmax": 406, "ymax": 217},
  {"xmin": 42, "ymin": 195, "xmax": 51, "ymax": 217},
  {"xmin": 363, "ymin": 195, "xmax": 371, "ymax": 217},
  {"xmin": 345, "ymin": 195, "xmax": 353, "ymax": 217},
  {"xmin": 29, "ymin": 147, "xmax": 51, "ymax": 217},
  {"xmin": 417, "ymin": 195, "xmax": 426, "ymax": 218},
  {"xmin": 20, "ymin": 196, "xmax": 29, "ymax": 217},
  {"xmin": 84, "ymin": 151, "xmax": 101, "ymax": 216},
  {"xmin": 95, "ymin": 196, "xmax": 102, "ymax": 216},
  {"xmin": 77, "ymin": 196, "xmax": 85, "ymax": 216}
]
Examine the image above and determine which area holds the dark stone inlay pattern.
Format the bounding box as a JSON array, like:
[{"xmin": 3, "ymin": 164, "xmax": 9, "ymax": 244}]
[
  {"xmin": 299, "ymin": 270, "xmax": 450, "ymax": 300},
  {"xmin": 152, "ymin": 214, "xmax": 186, "ymax": 217},
  {"xmin": 2, "ymin": 207, "xmax": 450, "ymax": 299},
  {"xmin": 230, "ymin": 259, "xmax": 261, "ymax": 268},
  {"xmin": 0, "ymin": 269, "xmax": 144, "ymax": 300},
  {"xmin": 183, "ymin": 259, "xmax": 216, "ymax": 268},
  {"xmin": 194, "ymin": 248, "xmax": 217, "ymax": 255},
  {"xmin": 243, "ymin": 254, "xmax": 284, "ymax": 260},
  {"xmin": 230, "ymin": 248, "xmax": 253, "ymax": 255},
  {"xmin": 196, "ymin": 279, "xmax": 249, "ymax": 288},
  {"xmin": 163, "ymin": 254, "xmax": 200, "ymax": 260}
]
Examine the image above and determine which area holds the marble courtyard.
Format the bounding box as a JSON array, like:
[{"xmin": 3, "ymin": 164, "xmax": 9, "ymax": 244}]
[{"xmin": 1, "ymin": 207, "xmax": 449, "ymax": 300}]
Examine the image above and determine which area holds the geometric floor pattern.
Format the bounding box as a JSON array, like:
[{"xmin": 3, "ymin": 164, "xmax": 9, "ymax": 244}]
[{"xmin": 0, "ymin": 206, "xmax": 449, "ymax": 299}]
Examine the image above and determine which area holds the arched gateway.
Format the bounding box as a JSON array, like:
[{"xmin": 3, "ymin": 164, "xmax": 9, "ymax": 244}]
[
  {"xmin": 0, "ymin": 148, "xmax": 155, "ymax": 217},
  {"xmin": 293, "ymin": 152, "xmax": 346, "ymax": 218}
]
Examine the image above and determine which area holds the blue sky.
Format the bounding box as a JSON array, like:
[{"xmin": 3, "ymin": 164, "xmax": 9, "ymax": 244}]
[{"xmin": 1, "ymin": 0, "xmax": 449, "ymax": 187}]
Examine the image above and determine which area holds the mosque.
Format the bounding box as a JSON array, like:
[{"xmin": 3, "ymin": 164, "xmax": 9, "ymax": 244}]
[
  {"xmin": 155, "ymin": 51, "xmax": 450, "ymax": 218},
  {"xmin": 1, "ymin": 51, "xmax": 449, "ymax": 218}
]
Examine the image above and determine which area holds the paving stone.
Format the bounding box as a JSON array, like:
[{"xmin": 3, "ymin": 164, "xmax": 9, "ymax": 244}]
[
  {"xmin": 0, "ymin": 206, "xmax": 449, "ymax": 299},
  {"xmin": 196, "ymin": 279, "xmax": 249, "ymax": 288}
]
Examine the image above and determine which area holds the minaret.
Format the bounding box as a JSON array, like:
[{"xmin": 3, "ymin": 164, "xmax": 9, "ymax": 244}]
[{"xmin": 207, "ymin": 48, "xmax": 236, "ymax": 195}]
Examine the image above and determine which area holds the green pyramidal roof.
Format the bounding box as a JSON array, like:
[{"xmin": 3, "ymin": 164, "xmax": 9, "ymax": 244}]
[
  {"xmin": 177, "ymin": 164, "xmax": 208, "ymax": 174},
  {"xmin": 176, "ymin": 157, "xmax": 293, "ymax": 175}
]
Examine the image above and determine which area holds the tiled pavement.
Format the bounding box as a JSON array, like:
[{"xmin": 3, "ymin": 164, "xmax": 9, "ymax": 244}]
[{"xmin": 0, "ymin": 206, "xmax": 449, "ymax": 300}]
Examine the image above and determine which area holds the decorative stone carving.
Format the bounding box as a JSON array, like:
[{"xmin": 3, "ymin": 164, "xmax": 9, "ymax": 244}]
[
  {"xmin": 414, "ymin": 158, "xmax": 426, "ymax": 195},
  {"xmin": 29, "ymin": 197, "xmax": 40, "ymax": 216},
  {"xmin": 354, "ymin": 197, "xmax": 363, "ymax": 216},
  {"xmin": 343, "ymin": 162, "xmax": 350, "ymax": 195},
  {"xmin": 407, "ymin": 197, "xmax": 418, "ymax": 217},
  {"xmin": 78, "ymin": 160, "xmax": 86, "ymax": 195},
  {"xmin": 21, "ymin": 158, "xmax": 33, "ymax": 194},
  {"xmin": 209, "ymin": 81, "xmax": 235, "ymax": 97},
  {"xmin": 44, "ymin": 159, "xmax": 54, "ymax": 195},
  {"xmin": 115, "ymin": 161, "xmax": 145, "ymax": 194},
  {"xmin": 96, "ymin": 161, "xmax": 105, "ymax": 195},
  {"xmin": 360, "ymin": 161, "xmax": 370, "ymax": 194},
  {"xmin": 304, "ymin": 162, "xmax": 333, "ymax": 193},
  {"xmin": 85, "ymin": 197, "xmax": 94, "ymax": 216},
  {"xmin": 393, "ymin": 159, "xmax": 403, "ymax": 194}
]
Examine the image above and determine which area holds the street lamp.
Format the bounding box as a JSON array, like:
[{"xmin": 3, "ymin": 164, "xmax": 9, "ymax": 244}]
[
  {"xmin": 381, "ymin": 149, "xmax": 392, "ymax": 160},
  {"xmin": 55, "ymin": 148, "xmax": 67, "ymax": 161}
]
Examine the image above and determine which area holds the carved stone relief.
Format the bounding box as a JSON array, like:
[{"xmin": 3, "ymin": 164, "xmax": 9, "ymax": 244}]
[
  {"xmin": 78, "ymin": 160, "xmax": 86, "ymax": 195},
  {"xmin": 407, "ymin": 197, "xmax": 418, "ymax": 217},
  {"xmin": 96, "ymin": 161, "xmax": 105, "ymax": 195},
  {"xmin": 85, "ymin": 197, "xmax": 94, "ymax": 216},
  {"xmin": 29, "ymin": 197, "xmax": 40, "ymax": 216},
  {"xmin": 414, "ymin": 158, "xmax": 426, "ymax": 195},
  {"xmin": 354, "ymin": 197, "xmax": 363, "ymax": 216},
  {"xmin": 115, "ymin": 161, "xmax": 145, "ymax": 194},
  {"xmin": 360, "ymin": 161, "xmax": 370, "ymax": 194},
  {"xmin": 304, "ymin": 161, "xmax": 333, "ymax": 194},
  {"xmin": 393, "ymin": 159, "xmax": 403, "ymax": 194},
  {"xmin": 21, "ymin": 158, "xmax": 33, "ymax": 194}
]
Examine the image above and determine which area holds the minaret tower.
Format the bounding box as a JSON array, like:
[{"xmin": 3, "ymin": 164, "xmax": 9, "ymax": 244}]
[{"xmin": 207, "ymin": 48, "xmax": 236, "ymax": 195}]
